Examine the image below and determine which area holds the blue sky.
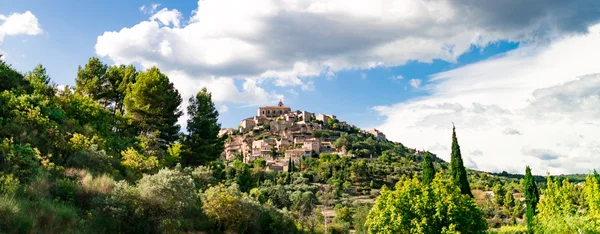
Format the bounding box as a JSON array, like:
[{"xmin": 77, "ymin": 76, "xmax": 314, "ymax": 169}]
[{"xmin": 2, "ymin": 0, "xmax": 600, "ymax": 175}]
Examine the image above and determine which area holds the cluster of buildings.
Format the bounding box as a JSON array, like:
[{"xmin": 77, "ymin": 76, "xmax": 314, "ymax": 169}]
[{"xmin": 221, "ymin": 101, "xmax": 387, "ymax": 171}]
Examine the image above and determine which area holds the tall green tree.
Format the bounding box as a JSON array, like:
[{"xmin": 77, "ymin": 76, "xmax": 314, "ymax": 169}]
[
  {"xmin": 181, "ymin": 87, "xmax": 223, "ymax": 166},
  {"xmin": 421, "ymin": 151, "xmax": 435, "ymax": 184},
  {"xmin": 75, "ymin": 57, "xmax": 108, "ymax": 101},
  {"xmin": 450, "ymin": 125, "xmax": 473, "ymax": 197},
  {"xmin": 124, "ymin": 67, "xmax": 182, "ymax": 145},
  {"xmin": 103, "ymin": 64, "xmax": 137, "ymax": 114},
  {"xmin": 524, "ymin": 166, "xmax": 540, "ymax": 233}
]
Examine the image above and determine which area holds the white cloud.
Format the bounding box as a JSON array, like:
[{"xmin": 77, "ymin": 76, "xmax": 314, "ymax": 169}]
[
  {"xmin": 360, "ymin": 73, "xmax": 367, "ymax": 79},
  {"xmin": 149, "ymin": 8, "xmax": 182, "ymax": 28},
  {"xmin": 96, "ymin": 0, "xmax": 600, "ymax": 106},
  {"xmin": 409, "ymin": 78, "xmax": 422, "ymax": 88},
  {"xmin": 0, "ymin": 11, "xmax": 43, "ymax": 44},
  {"xmin": 373, "ymin": 24, "xmax": 600, "ymax": 175}
]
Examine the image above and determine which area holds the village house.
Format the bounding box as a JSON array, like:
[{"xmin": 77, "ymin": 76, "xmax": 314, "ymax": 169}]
[
  {"xmin": 368, "ymin": 128, "xmax": 387, "ymax": 141},
  {"xmin": 252, "ymin": 139, "xmax": 277, "ymax": 159},
  {"xmin": 302, "ymin": 138, "xmax": 321, "ymax": 152},
  {"xmin": 257, "ymin": 101, "xmax": 291, "ymax": 118},
  {"xmin": 239, "ymin": 118, "xmax": 255, "ymax": 133},
  {"xmin": 284, "ymin": 148, "xmax": 311, "ymax": 162}
]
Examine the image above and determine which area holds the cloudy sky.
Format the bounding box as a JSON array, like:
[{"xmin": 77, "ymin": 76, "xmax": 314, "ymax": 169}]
[{"xmin": 2, "ymin": 0, "xmax": 600, "ymax": 175}]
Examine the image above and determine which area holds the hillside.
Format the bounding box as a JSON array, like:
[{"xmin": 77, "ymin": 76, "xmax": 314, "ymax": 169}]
[{"xmin": 1, "ymin": 59, "xmax": 599, "ymax": 233}]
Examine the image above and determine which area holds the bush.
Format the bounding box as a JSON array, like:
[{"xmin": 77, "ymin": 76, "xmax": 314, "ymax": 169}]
[
  {"xmin": 50, "ymin": 178, "xmax": 78, "ymax": 203},
  {"xmin": 492, "ymin": 224, "xmax": 528, "ymax": 234},
  {"xmin": 138, "ymin": 167, "xmax": 197, "ymax": 213},
  {"xmin": 0, "ymin": 174, "xmax": 20, "ymax": 196},
  {"xmin": 0, "ymin": 138, "xmax": 41, "ymax": 183}
]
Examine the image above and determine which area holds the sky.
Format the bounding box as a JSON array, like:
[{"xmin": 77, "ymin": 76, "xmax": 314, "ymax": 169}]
[{"xmin": 1, "ymin": 0, "xmax": 600, "ymax": 175}]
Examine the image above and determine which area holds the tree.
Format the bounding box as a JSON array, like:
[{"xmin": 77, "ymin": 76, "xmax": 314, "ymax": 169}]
[
  {"xmin": 504, "ymin": 189, "xmax": 516, "ymax": 209},
  {"xmin": 103, "ymin": 65, "xmax": 137, "ymax": 114},
  {"xmin": 493, "ymin": 183, "xmax": 506, "ymax": 206},
  {"xmin": 365, "ymin": 175, "xmax": 487, "ymax": 233},
  {"xmin": 449, "ymin": 125, "xmax": 473, "ymax": 197},
  {"xmin": 524, "ymin": 166, "xmax": 539, "ymax": 233},
  {"xmin": 270, "ymin": 146, "xmax": 278, "ymax": 160},
  {"xmin": 25, "ymin": 64, "xmax": 55, "ymax": 96},
  {"xmin": 124, "ymin": 66, "xmax": 182, "ymax": 145},
  {"xmin": 0, "ymin": 61, "xmax": 29, "ymax": 92},
  {"xmin": 75, "ymin": 57, "xmax": 108, "ymax": 101},
  {"xmin": 181, "ymin": 87, "xmax": 223, "ymax": 166},
  {"xmin": 421, "ymin": 151, "xmax": 435, "ymax": 184}
]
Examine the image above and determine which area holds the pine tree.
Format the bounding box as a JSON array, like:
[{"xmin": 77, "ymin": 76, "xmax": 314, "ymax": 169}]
[
  {"xmin": 450, "ymin": 125, "xmax": 473, "ymax": 197},
  {"xmin": 504, "ymin": 189, "xmax": 516, "ymax": 209},
  {"xmin": 124, "ymin": 66, "xmax": 182, "ymax": 146},
  {"xmin": 75, "ymin": 57, "xmax": 107, "ymax": 100},
  {"xmin": 421, "ymin": 151, "xmax": 435, "ymax": 184},
  {"xmin": 493, "ymin": 183, "xmax": 506, "ymax": 206},
  {"xmin": 524, "ymin": 166, "xmax": 539, "ymax": 234},
  {"xmin": 181, "ymin": 87, "xmax": 224, "ymax": 166}
]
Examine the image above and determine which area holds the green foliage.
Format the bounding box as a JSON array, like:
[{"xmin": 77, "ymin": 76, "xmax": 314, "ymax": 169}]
[
  {"xmin": 181, "ymin": 87, "xmax": 223, "ymax": 166},
  {"xmin": 524, "ymin": 166, "xmax": 539, "ymax": 233},
  {"xmin": 450, "ymin": 126, "xmax": 473, "ymax": 197},
  {"xmin": 202, "ymin": 183, "xmax": 298, "ymax": 234},
  {"xmin": 493, "ymin": 183, "xmax": 506, "ymax": 206},
  {"xmin": 124, "ymin": 66, "xmax": 182, "ymax": 145},
  {"xmin": 0, "ymin": 61, "xmax": 29, "ymax": 92},
  {"xmin": 0, "ymin": 138, "xmax": 41, "ymax": 183},
  {"xmin": 533, "ymin": 175, "xmax": 600, "ymax": 233},
  {"xmin": 421, "ymin": 151, "xmax": 435, "ymax": 184},
  {"xmin": 137, "ymin": 166, "xmax": 197, "ymax": 212},
  {"xmin": 365, "ymin": 175, "xmax": 487, "ymax": 234}
]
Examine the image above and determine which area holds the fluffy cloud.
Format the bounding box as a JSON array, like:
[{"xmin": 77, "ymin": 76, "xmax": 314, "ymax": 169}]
[
  {"xmin": 95, "ymin": 0, "xmax": 600, "ymax": 106},
  {"xmin": 0, "ymin": 11, "xmax": 43, "ymax": 44},
  {"xmin": 374, "ymin": 24, "xmax": 600, "ymax": 175}
]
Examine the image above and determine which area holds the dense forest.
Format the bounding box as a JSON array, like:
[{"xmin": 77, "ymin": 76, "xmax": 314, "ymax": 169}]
[{"xmin": 1, "ymin": 58, "xmax": 600, "ymax": 234}]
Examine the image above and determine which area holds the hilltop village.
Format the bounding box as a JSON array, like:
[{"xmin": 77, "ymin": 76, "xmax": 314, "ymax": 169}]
[{"xmin": 219, "ymin": 101, "xmax": 387, "ymax": 171}]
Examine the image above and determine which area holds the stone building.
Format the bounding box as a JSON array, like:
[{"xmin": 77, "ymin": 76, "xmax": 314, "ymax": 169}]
[
  {"xmin": 368, "ymin": 128, "xmax": 387, "ymax": 141},
  {"xmin": 257, "ymin": 101, "xmax": 291, "ymax": 118},
  {"xmin": 239, "ymin": 118, "xmax": 255, "ymax": 133}
]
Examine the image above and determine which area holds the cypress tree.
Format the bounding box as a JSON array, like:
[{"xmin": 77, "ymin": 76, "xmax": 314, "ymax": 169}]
[
  {"xmin": 450, "ymin": 125, "xmax": 473, "ymax": 197},
  {"xmin": 181, "ymin": 87, "xmax": 224, "ymax": 166},
  {"xmin": 421, "ymin": 151, "xmax": 435, "ymax": 184},
  {"xmin": 524, "ymin": 166, "xmax": 539, "ymax": 234}
]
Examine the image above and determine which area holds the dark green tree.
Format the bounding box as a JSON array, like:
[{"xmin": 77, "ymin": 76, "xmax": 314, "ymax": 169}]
[
  {"xmin": 421, "ymin": 151, "xmax": 435, "ymax": 184},
  {"xmin": 0, "ymin": 61, "xmax": 28, "ymax": 92},
  {"xmin": 181, "ymin": 87, "xmax": 223, "ymax": 166},
  {"xmin": 75, "ymin": 57, "xmax": 108, "ymax": 101},
  {"xmin": 103, "ymin": 64, "xmax": 137, "ymax": 114},
  {"xmin": 124, "ymin": 66, "xmax": 182, "ymax": 145},
  {"xmin": 450, "ymin": 125, "xmax": 473, "ymax": 197},
  {"xmin": 594, "ymin": 169, "xmax": 600, "ymax": 185},
  {"xmin": 524, "ymin": 166, "xmax": 539, "ymax": 233}
]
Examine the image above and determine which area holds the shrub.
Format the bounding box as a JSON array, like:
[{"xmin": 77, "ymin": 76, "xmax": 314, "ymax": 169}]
[
  {"xmin": 0, "ymin": 138, "xmax": 41, "ymax": 183},
  {"xmin": 138, "ymin": 167, "xmax": 197, "ymax": 212},
  {"xmin": 0, "ymin": 174, "xmax": 20, "ymax": 196},
  {"xmin": 50, "ymin": 178, "xmax": 78, "ymax": 203}
]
